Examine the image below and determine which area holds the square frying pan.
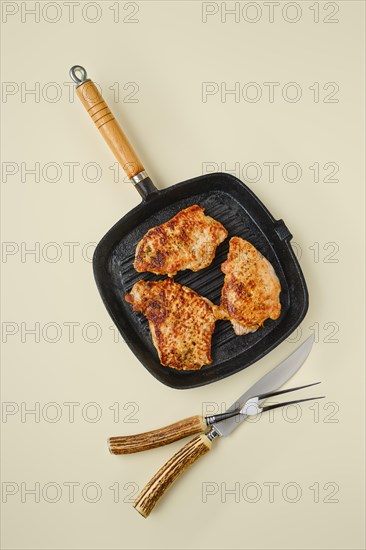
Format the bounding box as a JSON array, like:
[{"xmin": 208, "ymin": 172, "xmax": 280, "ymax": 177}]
[{"xmin": 70, "ymin": 66, "xmax": 308, "ymax": 390}]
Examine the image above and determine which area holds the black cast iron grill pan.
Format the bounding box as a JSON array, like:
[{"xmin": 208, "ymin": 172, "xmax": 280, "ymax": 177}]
[{"xmin": 70, "ymin": 66, "xmax": 308, "ymax": 389}]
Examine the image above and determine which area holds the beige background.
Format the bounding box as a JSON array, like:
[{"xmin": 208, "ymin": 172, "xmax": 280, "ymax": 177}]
[{"xmin": 1, "ymin": 1, "xmax": 365, "ymax": 549}]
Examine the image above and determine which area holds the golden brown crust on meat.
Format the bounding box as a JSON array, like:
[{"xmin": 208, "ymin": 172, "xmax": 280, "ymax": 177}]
[
  {"xmin": 220, "ymin": 237, "xmax": 281, "ymax": 335},
  {"xmin": 125, "ymin": 279, "xmax": 217, "ymax": 370},
  {"xmin": 134, "ymin": 205, "xmax": 228, "ymax": 276}
]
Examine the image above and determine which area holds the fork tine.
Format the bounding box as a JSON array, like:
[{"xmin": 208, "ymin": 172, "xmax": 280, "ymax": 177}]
[
  {"xmin": 255, "ymin": 381, "xmax": 321, "ymax": 403},
  {"xmin": 261, "ymin": 396, "xmax": 325, "ymax": 413}
]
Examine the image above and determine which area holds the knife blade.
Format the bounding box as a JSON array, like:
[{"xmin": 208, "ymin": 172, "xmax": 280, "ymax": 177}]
[{"xmin": 213, "ymin": 334, "xmax": 314, "ymax": 437}]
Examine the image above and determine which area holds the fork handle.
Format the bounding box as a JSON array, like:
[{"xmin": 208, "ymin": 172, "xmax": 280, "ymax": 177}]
[
  {"xmin": 134, "ymin": 434, "xmax": 212, "ymax": 518},
  {"xmin": 108, "ymin": 415, "xmax": 206, "ymax": 454}
]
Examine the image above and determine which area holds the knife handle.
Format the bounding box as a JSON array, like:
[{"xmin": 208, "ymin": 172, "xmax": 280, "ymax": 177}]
[
  {"xmin": 134, "ymin": 434, "xmax": 212, "ymax": 518},
  {"xmin": 71, "ymin": 66, "xmax": 144, "ymax": 179},
  {"xmin": 108, "ymin": 415, "xmax": 206, "ymax": 454}
]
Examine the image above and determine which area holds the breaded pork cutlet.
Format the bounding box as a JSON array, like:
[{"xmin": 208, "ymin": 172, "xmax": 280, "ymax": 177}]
[
  {"xmin": 220, "ymin": 237, "xmax": 281, "ymax": 335},
  {"xmin": 134, "ymin": 205, "xmax": 228, "ymax": 277},
  {"xmin": 125, "ymin": 279, "xmax": 223, "ymax": 370}
]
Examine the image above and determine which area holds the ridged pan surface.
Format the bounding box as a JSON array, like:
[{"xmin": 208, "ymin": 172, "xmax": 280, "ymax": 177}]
[{"xmin": 93, "ymin": 173, "xmax": 308, "ymax": 389}]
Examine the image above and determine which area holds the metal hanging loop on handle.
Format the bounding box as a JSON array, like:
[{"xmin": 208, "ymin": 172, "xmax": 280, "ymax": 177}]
[{"xmin": 69, "ymin": 65, "xmax": 90, "ymax": 87}]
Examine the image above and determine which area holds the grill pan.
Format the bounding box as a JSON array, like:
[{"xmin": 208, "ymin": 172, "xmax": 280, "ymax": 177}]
[{"xmin": 70, "ymin": 66, "xmax": 308, "ymax": 389}]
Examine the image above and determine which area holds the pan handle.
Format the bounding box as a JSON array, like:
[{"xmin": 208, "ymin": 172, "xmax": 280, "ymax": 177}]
[{"xmin": 70, "ymin": 65, "xmax": 158, "ymax": 200}]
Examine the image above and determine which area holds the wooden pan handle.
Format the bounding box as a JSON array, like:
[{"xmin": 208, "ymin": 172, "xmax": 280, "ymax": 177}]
[
  {"xmin": 108, "ymin": 415, "xmax": 206, "ymax": 454},
  {"xmin": 75, "ymin": 81, "xmax": 143, "ymax": 178},
  {"xmin": 133, "ymin": 434, "xmax": 212, "ymax": 518},
  {"xmin": 70, "ymin": 65, "xmax": 158, "ymax": 199}
]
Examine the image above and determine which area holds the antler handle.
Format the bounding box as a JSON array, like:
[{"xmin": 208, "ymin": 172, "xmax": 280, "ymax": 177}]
[
  {"xmin": 133, "ymin": 434, "xmax": 212, "ymax": 518},
  {"xmin": 108, "ymin": 415, "xmax": 206, "ymax": 454}
]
